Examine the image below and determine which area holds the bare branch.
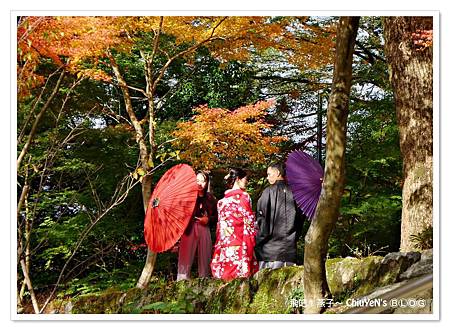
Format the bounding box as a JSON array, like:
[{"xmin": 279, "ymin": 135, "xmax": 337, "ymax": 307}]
[
  {"xmin": 17, "ymin": 17, "xmax": 46, "ymax": 44},
  {"xmin": 109, "ymin": 80, "xmax": 148, "ymax": 97},
  {"xmin": 18, "ymin": 67, "xmax": 64, "ymax": 144},
  {"xmin": 156, "ymin": 138, "xmax": 178, "ymax": 150},
  {"xmin": 149, "ymin": 17, "xmax": 164, "ymax": 67},
  {"xmin": 151, "ymin": 17, "xmax": 228, "ymax": 93},
  {"xmin": 39, "ymin": 172, "xmax": 142, "ymax": 313},
  {"xmin": 17, "ymin": 69, "xmax": 66, "ymax": 169}
]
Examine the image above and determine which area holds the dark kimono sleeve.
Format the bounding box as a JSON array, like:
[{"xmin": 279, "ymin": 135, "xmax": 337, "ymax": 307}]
[
  {"xmin": 256, "ymin": 188, "xmax": 272, "ymax": 247},
  {"xmin": 206, "ymin": 193, "xmax": 218, "ymax": 229}
]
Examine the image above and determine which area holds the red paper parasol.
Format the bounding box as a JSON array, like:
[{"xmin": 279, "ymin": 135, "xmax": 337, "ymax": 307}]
[
  {"xmin": 144, "ymin": 164, "xmax": 198, "ymax": 253},
  {"xmin": 286, "ymin": 150, "xmax": 324, "ymax": 220}
]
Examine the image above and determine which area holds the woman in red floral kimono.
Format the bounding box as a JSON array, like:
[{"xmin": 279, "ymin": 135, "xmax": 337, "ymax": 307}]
[{"xmin": 210, "ymin": 168, "xmax": 259, "ymax": 280}]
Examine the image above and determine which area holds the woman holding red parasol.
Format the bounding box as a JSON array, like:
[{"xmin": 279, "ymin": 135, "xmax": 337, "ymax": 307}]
[
  {"xmin": 176, "ymin": 171, "xmax": 217, "ymax": 281},
  {"xmin": 210, "ymin": 168, "xmax": 259, "ymax": 280},
  {"xmin": 144, "ymin": 165, "xmax": 217, "ymax": 280}
]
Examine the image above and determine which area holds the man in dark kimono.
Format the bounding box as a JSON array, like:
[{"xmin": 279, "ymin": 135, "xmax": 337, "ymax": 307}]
[{"xmin": 255, "ymin": 162, "xmax": 305, "ymax": 270}]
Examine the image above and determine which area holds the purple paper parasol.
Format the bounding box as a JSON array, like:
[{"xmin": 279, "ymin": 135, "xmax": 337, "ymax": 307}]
[{"xmin": 285, "ymin": 150, "xmax": 324, "ymax": 220}]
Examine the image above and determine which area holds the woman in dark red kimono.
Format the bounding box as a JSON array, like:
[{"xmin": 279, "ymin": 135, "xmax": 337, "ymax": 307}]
[
  {"xmin": 210, "ymin": 168, "xmax": 259, "ymax": 280},
  {"xmin": 177, "ymin": 171, "xmax": 217, "ymax": 281}
]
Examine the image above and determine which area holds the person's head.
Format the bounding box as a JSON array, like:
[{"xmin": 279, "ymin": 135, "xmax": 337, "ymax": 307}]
[
  {"xmin": 224, "ymin": 167, "xmax": 248, "ymax": 190},
  {"xmin": 267, "ymin": 162, "xmax": 285, "ymax": 185},
  {"xmin": 196, "ymin": 171, "xmax": 210, "ymax": 196}
]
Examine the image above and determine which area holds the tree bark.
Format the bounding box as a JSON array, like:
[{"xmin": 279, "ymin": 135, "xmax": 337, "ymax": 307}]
[
  {"xmin": 383, "ymin": 17, "xmax": 433, "ymax": 252},
  {"xmin": 303, "ymin": 16, "xmax": 359, "ymax": 314},
  {"xmin": 18, "ymin": 188, "xmax": 40, "ymax": 313},
  {"xmin": 19, "ymin": 259, "xmax": 40, "ymax": 313},
  {"xmin": 108, "ymin": 52, "xmax": 158, "ymax": 288}
]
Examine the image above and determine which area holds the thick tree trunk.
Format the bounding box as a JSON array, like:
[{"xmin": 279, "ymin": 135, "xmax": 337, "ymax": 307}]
[
  {"xmin": 303, "ymin": 16, "xmax": 359, "ymax": 314},
  {"xmin": 383, "ymin": 17, "xmax": 433, "ymax": 252}
]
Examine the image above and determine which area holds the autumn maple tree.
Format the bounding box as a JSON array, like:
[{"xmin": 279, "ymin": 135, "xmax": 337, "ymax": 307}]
[{"xmin": 172, "ymin": 100, "xmax": 286, "ymax": 170}]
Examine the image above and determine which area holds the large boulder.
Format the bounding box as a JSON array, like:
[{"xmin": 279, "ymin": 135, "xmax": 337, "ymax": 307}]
[{"xmin": 399, "ymin": 249, "xmax": 433, "ymax": 280}]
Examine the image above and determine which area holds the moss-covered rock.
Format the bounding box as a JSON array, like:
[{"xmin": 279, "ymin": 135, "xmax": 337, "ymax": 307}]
[
  {"xmin": 248, "ymin": 266, "xmax": 303, "ymax": 314},
  {"xmin": 58, "ymin": 251, "xmax": 431, "ymax": 314},
  {"xmin": 71, "ymin": 288, "xmax": 125, "ymax": 314},
  {"xmin": 326, "ymin": 256, "xmax": 383, "ymax": 302},
  {"xmin": 207, "ymin": 278, "xmax": 253, "ymax": 313}
]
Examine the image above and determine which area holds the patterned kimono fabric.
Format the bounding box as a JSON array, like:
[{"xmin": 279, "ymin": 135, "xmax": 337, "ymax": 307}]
[{"xmin": 210, "ymin": 189, "xmax": 259, "ymax": 280}]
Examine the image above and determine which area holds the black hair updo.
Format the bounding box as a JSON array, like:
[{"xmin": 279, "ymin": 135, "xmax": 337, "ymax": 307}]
[{"xmin": 224, "ymin": 167, "xmax": 247, "ymax": 189}]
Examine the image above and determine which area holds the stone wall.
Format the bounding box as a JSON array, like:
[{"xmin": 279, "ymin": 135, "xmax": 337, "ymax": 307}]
[{"xmin": 49, "ymin": 250, "xmax": 432, "ymax": 314}]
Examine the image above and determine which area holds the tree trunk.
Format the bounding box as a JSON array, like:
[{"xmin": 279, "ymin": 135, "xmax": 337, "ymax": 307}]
[
  {"xmin": 19, "ymin": 259, "xmax": 40, "ymax": 313},
  {"xmin": 303, "ymin": 16, "xmax": 359, "ymax": 314},
  {"xmin": 18, "ymin": 189, "xmax": 40, "ymax": 313},
  {"xmin": 136, "ymin": 248, "xmax": 157, "ymax": 289},
  {"xmin": 108, "ymin": 53, "xmax": 158, "ymax": 288},
  {"xmin": 383, "ymin": 17, "xmax": 433, "ymax": 252}
]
